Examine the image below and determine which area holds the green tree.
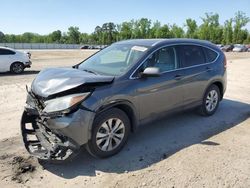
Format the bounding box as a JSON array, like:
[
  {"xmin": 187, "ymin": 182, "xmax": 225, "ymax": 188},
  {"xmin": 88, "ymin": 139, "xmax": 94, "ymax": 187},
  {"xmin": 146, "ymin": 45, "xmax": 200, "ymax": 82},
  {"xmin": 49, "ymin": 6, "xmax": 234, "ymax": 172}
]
[
  {"xmin": 1, "ymin": 12, "xmax": 250, "ymax": 45},
  {"xmin": 185, "ymin": 18, "xmax": 198, "ymax": 38},
  {"xmin": 158, "ymin": 24, "xmax": 172, "ymax": 38},
  {"xmin": 93, "ymin": 26, "xmax": 103, "ymax": 44},
  {"xmin": 233, "ymin": 11, "xmax": 250, "ymax": 43},
  {"xmin": 120, "ymin": 21, "xmax": 133, "ymax": 39},
  {"xmin": 0, "ymin": 31, "xmax": 5, "ymax": 42},
  {"xmin": 150, "ymin": 21, "xmax": 161, "ymax": 38},
  {"xmin": 198, "ymin": 13, "xmax": 223, "ymax": 43},
  {"xmin": 170, "ymin": 24, "xmax": 184, "ymax": 38},
  {"xmin": 132, "ymin": 18, "xmax": 151, "ymax": 38},
  {"xmin": 49, "ymin": 30, "xmax": 62, "ymax": 43},
  {"xmin": 67, "ymin": 26, "xmax": 80, "ymax": 44},
  {"xmin": 60, "ymin": 32, "xmax": 69, "ymax": 44},
  {"xmin": 21, "ymin": 32, "xmax": 36, "ymax": 43},
  {"xmin": 79, "ymin": 33, "xmax": 90, "ymax": 44},
  {"xmin": 245, "ymin": 34, "xmax": 250, "ymax": 44},
  {"xmin": 100, "ymin": 22, "xmax": 117, "ymax": 44},
  {"xmin": 222, "ymin": 19, "xmax": 233, "ymax": 44}
]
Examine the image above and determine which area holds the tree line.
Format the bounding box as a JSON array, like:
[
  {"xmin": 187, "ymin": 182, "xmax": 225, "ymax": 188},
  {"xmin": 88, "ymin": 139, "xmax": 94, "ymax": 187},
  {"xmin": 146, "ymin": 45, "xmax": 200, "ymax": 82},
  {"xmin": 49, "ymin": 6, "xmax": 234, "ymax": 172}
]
[{"xmin": 0, "ymin": 11, "xmax": 250, "ymax": 45}]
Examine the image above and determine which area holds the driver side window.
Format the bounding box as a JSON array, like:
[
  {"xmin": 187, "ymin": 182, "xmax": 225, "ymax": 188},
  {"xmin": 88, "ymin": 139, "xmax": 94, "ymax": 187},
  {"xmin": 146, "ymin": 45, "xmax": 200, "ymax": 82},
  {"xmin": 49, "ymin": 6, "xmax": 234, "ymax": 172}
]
[{"xmin": 141, "ymin": 46, "xmax": 177, "ymax": 73}]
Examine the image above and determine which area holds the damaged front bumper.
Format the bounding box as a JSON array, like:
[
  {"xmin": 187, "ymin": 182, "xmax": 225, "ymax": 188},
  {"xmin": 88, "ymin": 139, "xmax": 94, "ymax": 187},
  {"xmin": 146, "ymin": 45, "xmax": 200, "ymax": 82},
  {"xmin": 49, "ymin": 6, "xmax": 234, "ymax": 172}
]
[
  {"xmin": 24, "ymin": 61, "xmax": 32, "ymax": 68},
  {"xmin": 21, "ymin": 99, "xmax": 95, "ymax": 161}
]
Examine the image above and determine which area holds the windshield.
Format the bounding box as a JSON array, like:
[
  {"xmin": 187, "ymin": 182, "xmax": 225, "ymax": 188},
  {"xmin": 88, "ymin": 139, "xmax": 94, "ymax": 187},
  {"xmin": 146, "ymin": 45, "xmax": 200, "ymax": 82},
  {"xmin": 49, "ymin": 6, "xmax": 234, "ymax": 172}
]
[{"xmin": 78, "ymin": 44, "xmax": 148, "ymax": 76}]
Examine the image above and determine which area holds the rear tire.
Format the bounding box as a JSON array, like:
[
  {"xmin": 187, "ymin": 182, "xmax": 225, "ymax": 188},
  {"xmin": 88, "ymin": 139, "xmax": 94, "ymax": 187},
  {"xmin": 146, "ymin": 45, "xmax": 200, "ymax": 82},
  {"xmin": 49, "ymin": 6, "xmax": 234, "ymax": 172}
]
[
  {"xmin": 199, "ymin": 84, "xmax": 220, "ymax": 116},
  {"xmin": 86, "ymin": 108, "xmax": 130, "ymax": 158},
  {"xmin": 10, "ymin": 62, "xmax": 24, "ymax": 74}
]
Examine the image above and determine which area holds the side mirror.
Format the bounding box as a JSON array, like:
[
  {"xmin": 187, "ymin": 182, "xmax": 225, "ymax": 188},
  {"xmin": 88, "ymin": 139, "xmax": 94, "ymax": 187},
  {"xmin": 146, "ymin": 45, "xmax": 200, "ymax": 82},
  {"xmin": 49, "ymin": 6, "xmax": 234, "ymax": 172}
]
[{"xmin": 141, "ymin": 67, "xmax": 160, "ymax": 77}]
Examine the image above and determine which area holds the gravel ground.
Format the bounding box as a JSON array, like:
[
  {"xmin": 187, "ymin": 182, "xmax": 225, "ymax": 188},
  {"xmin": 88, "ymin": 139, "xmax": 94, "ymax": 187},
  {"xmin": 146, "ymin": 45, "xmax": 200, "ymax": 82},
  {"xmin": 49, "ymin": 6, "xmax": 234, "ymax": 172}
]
[{"xmin": 0, "ymin": 50, "xmax": 249, "ymax": 188}]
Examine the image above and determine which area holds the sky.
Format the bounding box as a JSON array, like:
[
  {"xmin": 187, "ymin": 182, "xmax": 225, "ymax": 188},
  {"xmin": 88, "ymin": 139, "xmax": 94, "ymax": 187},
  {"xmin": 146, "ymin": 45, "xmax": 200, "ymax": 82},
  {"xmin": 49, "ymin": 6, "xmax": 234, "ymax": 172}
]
[{"xmin": 0, "ymin": 0, "xmax": 250, "ymax": 35}]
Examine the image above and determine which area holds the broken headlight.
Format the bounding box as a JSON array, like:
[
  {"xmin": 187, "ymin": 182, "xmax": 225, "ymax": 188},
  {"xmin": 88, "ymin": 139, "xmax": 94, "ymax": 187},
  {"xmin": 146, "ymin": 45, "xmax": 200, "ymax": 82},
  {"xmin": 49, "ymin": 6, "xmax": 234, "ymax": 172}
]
[{"xmin": 43, "ymin": 93, "xmax": 90, "ymax": 114}]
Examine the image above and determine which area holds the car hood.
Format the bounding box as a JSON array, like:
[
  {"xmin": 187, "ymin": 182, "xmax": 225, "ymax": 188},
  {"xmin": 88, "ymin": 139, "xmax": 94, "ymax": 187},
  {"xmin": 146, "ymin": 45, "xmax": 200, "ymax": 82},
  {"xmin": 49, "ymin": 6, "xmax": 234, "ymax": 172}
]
[{"xmin": 31, "ymin": 68, "xmax": 114, "ymax": 98}]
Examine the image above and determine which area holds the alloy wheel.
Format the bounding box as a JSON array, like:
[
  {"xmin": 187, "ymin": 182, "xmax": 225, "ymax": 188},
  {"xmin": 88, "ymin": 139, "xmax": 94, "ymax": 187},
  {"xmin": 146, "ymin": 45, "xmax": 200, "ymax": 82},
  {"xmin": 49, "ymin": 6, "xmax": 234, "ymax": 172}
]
[
  {"xmin": 205, "ymin": 89, "xmax": 218, "ymax": 112},
  {"xmin": 12, "ymin": 63, "xmax": 23, "ymax": 73},
  {"xmin": 96, "ymin": 118, "xmax": 125, "ymax": 151}
]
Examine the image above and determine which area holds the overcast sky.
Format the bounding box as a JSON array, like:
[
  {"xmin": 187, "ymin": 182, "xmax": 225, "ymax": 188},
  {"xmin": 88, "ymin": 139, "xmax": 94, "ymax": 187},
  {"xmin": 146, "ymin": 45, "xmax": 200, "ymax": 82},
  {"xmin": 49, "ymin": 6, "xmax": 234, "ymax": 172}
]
[{"xmin": 1, "ymin": 0, "xmax": 250, "ymax": 35}]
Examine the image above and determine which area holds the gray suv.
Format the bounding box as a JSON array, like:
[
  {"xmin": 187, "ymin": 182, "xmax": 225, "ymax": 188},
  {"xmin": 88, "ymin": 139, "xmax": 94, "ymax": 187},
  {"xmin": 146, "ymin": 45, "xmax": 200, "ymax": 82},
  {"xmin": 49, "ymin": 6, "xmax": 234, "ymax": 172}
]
[{"xmin": 21, "ymin": 39, "xmax": 227, "ymax": 161}]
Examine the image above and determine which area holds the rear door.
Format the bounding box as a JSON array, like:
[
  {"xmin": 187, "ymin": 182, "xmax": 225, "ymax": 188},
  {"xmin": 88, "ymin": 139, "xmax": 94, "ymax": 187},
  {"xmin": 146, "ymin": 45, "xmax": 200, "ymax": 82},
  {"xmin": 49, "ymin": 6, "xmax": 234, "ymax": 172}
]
[{"xmin": 177, "ymin": 45, "xmax": 217, "ymax": 106}]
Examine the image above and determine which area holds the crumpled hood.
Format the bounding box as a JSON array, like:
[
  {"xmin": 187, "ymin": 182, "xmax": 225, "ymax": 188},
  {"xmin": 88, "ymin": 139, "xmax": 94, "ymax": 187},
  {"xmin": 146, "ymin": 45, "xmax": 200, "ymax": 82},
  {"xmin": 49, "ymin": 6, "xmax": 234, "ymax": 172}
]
[{"xmin": 31, "ymin": 68, "xmax": 114, "ymax": 97}]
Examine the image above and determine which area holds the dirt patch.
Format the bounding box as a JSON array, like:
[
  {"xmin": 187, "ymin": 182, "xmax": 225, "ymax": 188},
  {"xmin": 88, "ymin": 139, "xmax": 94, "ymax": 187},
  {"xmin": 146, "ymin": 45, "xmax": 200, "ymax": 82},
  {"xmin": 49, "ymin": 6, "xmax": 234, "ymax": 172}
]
[
  {"xmin": 10, "ymin": 156, "xmax": 36, "ymax": 183},
  {"xmin": 0, "ymin": 153, "xmax": 39, "ymax": 184},
  {"xmin": 0, "ymin": 138, "xmax": 40, "ymax": 185},
  {"xmin": 225, "ymin": 52, "xmax": 250, "ymax": 60}
]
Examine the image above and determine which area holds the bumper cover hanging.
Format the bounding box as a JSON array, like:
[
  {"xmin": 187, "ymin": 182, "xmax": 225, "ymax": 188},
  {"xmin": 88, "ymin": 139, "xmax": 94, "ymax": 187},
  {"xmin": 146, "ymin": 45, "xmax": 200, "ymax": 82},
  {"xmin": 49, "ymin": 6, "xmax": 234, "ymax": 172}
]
[{"xmin": 21, "ymin": 110, "xmax": 80, "ymax": 161}]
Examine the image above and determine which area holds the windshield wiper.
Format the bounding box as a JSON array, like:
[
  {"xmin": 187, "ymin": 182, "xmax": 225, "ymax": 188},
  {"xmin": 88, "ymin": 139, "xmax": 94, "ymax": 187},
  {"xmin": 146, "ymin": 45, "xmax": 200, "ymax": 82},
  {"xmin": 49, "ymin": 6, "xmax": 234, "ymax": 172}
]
[{"xmin": 82, "ymin": 69, "xmax": 98, "ymax": 75}]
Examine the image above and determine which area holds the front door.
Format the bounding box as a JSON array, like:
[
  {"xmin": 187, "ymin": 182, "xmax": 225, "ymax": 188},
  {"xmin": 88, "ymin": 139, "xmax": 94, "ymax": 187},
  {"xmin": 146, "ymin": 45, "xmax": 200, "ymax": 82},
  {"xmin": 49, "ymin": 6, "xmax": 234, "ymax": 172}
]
[{"xmin": 132, "ymin": 46, "xmax": 185, "ymax": 120}]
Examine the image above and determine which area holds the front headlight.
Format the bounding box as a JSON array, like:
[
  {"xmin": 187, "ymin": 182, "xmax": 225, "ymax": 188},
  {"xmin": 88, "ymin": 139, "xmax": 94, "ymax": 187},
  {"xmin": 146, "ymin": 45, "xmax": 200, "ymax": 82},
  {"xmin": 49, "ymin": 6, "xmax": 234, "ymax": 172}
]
[{"xmin": 43, "ymin": 93, "xmax": 90, "ymax": 114}]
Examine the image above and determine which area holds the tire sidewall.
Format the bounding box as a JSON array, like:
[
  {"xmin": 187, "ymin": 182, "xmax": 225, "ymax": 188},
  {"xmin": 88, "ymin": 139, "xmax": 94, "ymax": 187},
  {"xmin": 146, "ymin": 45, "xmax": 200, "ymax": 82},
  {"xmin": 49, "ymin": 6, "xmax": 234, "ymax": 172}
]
[
  {"xmin": 87, "ymin": 108, "xmax": 130, "ymax": 158},
  {"xmin": 202, "ymin": 85, "xmax": 220, "ymax": 116},
  {"xmin": 11, "ymin": 62, "xmax": 24, "ymax": 74}
]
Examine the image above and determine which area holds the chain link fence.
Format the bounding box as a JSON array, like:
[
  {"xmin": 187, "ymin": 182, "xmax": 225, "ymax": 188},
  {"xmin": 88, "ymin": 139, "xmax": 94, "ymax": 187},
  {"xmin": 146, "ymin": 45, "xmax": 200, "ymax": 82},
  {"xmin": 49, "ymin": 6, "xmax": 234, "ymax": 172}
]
[{"xmin": 0, "ymin": 43, "xmax": 82, "ymax": 49}]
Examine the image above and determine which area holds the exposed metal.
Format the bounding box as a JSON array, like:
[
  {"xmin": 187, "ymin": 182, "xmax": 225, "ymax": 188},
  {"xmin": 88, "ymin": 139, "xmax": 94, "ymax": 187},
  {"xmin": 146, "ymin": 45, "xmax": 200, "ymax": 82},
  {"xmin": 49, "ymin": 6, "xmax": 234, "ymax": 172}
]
[{"xmin": 21, "ymin": 111, "xmax": 80, "ymax": 161}]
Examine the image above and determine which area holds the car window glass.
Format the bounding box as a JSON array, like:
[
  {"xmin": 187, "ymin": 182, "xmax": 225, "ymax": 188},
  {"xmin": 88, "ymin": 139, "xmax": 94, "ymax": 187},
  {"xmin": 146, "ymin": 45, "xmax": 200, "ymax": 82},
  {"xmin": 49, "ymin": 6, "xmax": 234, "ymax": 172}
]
[
  {"xmin": 0, "ymin": 49, "xmax": 15, "ymax": 55},
  {"xmin": 142, "ymin": 47, "xmax": 177, "ymax": 73},
  {"xmin": 100, "ymin": 50, "xmax": 127, "ymax": 64},
  {"xmin": 203, "ymin": 47, "xmax": 218, "ymax": 62},
  {"xmin": 78, "ymin": 44, "xmax": 147, "ymax": 76},
  {"xmin": 180, "ymin": 45, "xmax": 206, "ymax": 67}
]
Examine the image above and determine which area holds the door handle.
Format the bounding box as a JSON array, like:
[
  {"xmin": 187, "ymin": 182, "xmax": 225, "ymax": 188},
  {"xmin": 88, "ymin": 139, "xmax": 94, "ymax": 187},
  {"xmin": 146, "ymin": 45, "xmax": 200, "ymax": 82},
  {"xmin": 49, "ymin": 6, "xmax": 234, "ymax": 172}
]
[{"xmin": 174, "ymin": 74, "xmax": 182, "ymax": 80}]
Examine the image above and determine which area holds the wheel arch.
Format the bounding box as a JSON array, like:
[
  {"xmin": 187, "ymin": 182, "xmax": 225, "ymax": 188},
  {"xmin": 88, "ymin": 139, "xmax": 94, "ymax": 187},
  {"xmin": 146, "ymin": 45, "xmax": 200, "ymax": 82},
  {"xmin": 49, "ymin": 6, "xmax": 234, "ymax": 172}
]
[
  {"xmin": 205, "ymin": 80, "xmax": 224, "ymax": 100},
  {"xmin": 95, "ymin": 100, "xmax": 139, "ymax": 132}
]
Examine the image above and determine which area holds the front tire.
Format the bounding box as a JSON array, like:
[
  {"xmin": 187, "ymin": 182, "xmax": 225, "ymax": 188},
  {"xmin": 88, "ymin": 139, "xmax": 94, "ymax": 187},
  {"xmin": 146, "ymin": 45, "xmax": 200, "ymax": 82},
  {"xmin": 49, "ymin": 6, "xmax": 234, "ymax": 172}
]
[
  {"xmin": 199, "ymin": 84, "xmax": 220, "ymax": 116},
  {"xmin": 10, "ymin": 62, "xmax": 24, "ymax": 74},
  {"xmin": 86, "ymin": 108, "xmax": 130, "ymax": 158}
]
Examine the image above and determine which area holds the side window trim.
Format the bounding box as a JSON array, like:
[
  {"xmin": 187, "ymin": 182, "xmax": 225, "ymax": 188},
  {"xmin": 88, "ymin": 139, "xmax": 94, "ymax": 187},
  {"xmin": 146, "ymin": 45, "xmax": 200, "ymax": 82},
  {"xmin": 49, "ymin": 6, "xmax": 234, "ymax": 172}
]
[{"xmin": 130, "ymin": 43, "xmax": 220, "ymax": 79}]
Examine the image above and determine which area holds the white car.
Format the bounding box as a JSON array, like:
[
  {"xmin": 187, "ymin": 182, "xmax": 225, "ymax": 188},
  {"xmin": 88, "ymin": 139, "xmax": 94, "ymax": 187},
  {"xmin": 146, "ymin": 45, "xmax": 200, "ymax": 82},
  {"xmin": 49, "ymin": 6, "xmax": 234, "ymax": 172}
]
[
  {"xmin": 0, "ymin": 46, "xmax": 32, "ymax": 74},
  {"xmin": 232, "ymin": 44, "xmax": 247, "ymax": 52}
]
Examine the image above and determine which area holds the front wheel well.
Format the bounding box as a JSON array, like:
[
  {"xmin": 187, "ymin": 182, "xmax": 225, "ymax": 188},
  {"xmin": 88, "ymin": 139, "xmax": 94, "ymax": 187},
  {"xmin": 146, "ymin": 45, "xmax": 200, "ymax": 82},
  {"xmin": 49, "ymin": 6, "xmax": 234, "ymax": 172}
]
[
  {"xmin": 97, "ymin": 103, "xmax": 138, "ymax": 133},
  {"xmin": 11, "ymin": 61, "xmax": 24, "ymax": 66},
  {"xmin": 113, "ymin": 104, "xmax": 138, "ymax": 132}
]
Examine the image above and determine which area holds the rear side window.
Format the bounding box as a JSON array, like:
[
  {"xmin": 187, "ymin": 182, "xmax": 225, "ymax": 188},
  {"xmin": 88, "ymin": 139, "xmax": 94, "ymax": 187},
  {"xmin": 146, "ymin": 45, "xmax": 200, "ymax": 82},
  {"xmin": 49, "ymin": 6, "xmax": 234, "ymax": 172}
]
[
  {"xmin": 179, "ymin": 45, "xmax": 206, "ymax": 67},
  {"xmin": 0, "ymin": 49, "xmax": 15, "ymax": 55},
  {"xmin": 203, "ymin": 47, "xmax": 218, "ymax": 62}
]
